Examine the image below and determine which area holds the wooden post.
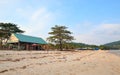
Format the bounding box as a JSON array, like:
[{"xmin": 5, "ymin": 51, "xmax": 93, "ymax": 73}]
[
  {"xmin": 37, "ymin": 45, "xmax": 39, "ymax": 50},
  {"xmin": 18, "ymin": 42, "xmax": 20, "ymax": 50},
  {"xmin": 26, "ymin": 44, "xmax": 29, "ymax": 50}
]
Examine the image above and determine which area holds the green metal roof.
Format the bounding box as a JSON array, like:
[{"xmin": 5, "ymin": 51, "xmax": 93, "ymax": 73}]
[{"xmin": 14, "ymin": 33, "xmax": 47, "ymax": 44}]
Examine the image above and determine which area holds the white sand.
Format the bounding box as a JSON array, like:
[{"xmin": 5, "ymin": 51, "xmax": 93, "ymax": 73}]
[{"xmin": 0, "ymin": 50, "xmax": 120, "ymax": 75}]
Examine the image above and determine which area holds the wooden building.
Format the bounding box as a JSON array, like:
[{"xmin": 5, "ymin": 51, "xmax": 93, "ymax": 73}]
[{"xmin": 8, "ymin": 33, "xmax": 47, "ymax": 50}]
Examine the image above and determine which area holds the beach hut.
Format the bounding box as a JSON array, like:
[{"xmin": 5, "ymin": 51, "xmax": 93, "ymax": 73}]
[{"xmin": 8, "ymin": 33, "xmax": 47, "ymax": 50}]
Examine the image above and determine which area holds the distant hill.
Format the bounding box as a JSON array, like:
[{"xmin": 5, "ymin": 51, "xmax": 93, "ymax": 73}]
[
  {"xmin": 104, "ymin": 40, "xmax": 120, "ymax": 49},
  {"xmin": 70, "ymin": 42, "xmax": 99, "ymax": 50},
  {"xmin": 71, "ymin": 42, "xmax": 87, "ymax": 46}
]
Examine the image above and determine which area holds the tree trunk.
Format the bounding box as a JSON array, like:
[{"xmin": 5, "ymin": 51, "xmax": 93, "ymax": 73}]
[
  {"xmin": 0, "ymin": 38, "xmax": 2, "ymax": 50},
  {"xmin": 4, "ymin": 38, "xmax": 9, "ymax": 45},
  {"xmin": 59, "ymin": 40, "xmax": 63, "ymax": 51}
]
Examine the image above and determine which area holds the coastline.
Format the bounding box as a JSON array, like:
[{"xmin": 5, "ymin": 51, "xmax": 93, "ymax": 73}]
[{"xmin": 109, "ymin": 50, "xmax": 120, "ymax": 56}]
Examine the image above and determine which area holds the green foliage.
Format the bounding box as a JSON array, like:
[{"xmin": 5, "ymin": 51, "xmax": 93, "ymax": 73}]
[
  {"xmin": 0, "ymin": 22, "xmax": 24, "ymax": 49},
  {"xmin": 99, "ymin": 45, "xmax": 110, "ymax": 50},
  {"xmin": 47, "ymin": 25, "xmax": 74, "ymax": 50},
  {"xmin": 104, "ymin": 40, "xmax": 120, "ymax": 49},
  {"xmin": 0, "ymin": 23, "xmax": 24, "ymax": 38},
  {"xmin": 48, "ymin": 42, "xmax": 100, "ymax": 50}
]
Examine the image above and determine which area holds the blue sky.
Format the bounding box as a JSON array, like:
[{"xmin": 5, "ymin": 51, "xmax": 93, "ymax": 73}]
[{"xmin": 0, "ymin": 0, "xmax": 120, "ymax": 45}]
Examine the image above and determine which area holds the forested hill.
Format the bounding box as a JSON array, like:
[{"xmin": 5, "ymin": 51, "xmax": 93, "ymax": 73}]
[{"xmin": 104, "ymin": 40, "xmax": 120, "ymax": 49}]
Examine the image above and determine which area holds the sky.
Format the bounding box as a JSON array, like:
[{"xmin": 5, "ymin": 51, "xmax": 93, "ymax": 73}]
[{"xmin": 0, "ymin": 0, "xmax": 120, "ymax": 45}]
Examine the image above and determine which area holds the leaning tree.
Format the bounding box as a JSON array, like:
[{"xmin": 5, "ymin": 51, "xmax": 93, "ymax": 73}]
[
  {"xmin": 47, "ymin": 25, "xmax": 74, "ymax": 50},
  {"xmin": 0, "ymin": 23, "xmax": 24, "ymax": 49}
]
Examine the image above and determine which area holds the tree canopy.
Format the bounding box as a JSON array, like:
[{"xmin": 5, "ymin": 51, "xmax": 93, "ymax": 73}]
[
  {"xmin": 0, "ymin": 23, "xmax": 24, "ymax": 49},
  {"xmin": 47, "ymin": 25, "xmax": 74, "ymax": 50}
]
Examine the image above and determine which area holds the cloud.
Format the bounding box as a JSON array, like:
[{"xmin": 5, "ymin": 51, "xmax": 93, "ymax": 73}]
[
  {"xmin": 95, "ymin": 24, "xmax": 120, "ymax": 35},
  {"xmin": 74, "ymin": 23, "xmax": 120, "ymax": 45},
  {"xmin": 1, "ymin": 0, "xmax": 119, "ymax": 45},
  {"xmin": 2, "ymin": 0, "xmax": 62, "ymax": 40},
  {"xmin": 16, "ymin": 7, "xmax": 57, "ymax": 39}
]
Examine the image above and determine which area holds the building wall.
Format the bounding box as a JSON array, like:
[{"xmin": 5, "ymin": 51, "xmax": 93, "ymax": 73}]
[{"xmin": 8, "ymin": 34, "xmax": 19, "ymax": 43}]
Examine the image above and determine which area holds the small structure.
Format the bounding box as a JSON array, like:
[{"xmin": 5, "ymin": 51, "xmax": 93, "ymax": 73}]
[{"xmin": 8, "ymin": 33, "xmax": 47, "ymax": 50}]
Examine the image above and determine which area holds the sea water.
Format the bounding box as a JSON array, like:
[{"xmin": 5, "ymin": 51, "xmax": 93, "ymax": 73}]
[{"xmin": 109, "ymin": 50, "xmax": 120, "ymax": 56}]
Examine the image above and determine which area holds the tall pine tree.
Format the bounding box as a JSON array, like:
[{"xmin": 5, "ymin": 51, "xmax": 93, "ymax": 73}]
[{"xmin": 47, "ymin": 25, "xmax": 74, "ymax": 50}]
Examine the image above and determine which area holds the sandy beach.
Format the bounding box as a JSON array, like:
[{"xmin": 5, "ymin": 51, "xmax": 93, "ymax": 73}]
[{"xmin": 0, "ymin": 50, "xmax": 120, "ymax": 75}]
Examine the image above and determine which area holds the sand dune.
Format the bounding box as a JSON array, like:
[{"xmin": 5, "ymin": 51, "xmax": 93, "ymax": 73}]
[{"xmin": 0, "ymin": 50, "xmax": 120, "ymax": 75}]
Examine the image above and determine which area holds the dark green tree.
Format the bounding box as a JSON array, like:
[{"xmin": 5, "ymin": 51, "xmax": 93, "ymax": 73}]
[
  {"xmin": 0, "ymin": 23, "xmax": 24, "ymax": 49},
  {"xmin": 47, "ymin": 25, "xmax": 74, "ymax": 50},
  {"xmin": 99, "ymin": 45, "xmax": 110, "ymax": 50}
]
